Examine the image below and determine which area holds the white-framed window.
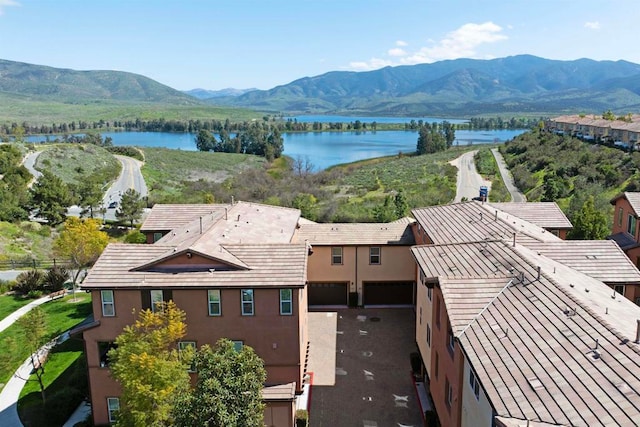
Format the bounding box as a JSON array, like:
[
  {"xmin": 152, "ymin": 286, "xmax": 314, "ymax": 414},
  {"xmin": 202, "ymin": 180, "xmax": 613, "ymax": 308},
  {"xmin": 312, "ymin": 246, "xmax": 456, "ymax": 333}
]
[
  {"xmin": 241, "ymin": 289, "xmax": 254, "ymax": 315},
  {"xmin": 426, "ymin": 323, "xmax": 431, "ymax": 347},
  {"xmin": 107, "ymin": 397, "xmax": 120, "ymax": 423},
  {"xmin": 614, "ymin": 285, "xmax": 626, "ymax": 296},
  {"xmin": 153, "ymin": 232, "xmax": 163, "ymax": 242},
  {"xmin": 280, "ymin": 289, "xmax": 293, "ymax": 315},
  {"xmin": 178, "ymin": 341, "xmax": 197, "ymax": 372},
  {"xmin": 101, "ymin": 290, "xmax": 115, "ymax": 317},
  {"xmin": 232, "ymin": 340, "xmax": 244, "ymax": 352},
  {"xmin": 369, "ymin": 247, "xmax": 381, "ymax": 265},
  {"xmin": 469, "ymin": 369, "xmax": 480, "ymax": 400},
  {"xmin": 207, "ymin": 289, "xmax": 221, "ymax": 316},
  {"xmin": 331, "ymin": 247, "xmax": 343, "ymax": 265},
  {"xmin": 150, "ymin": 289, "xmax": 163, "ymax": 313}
]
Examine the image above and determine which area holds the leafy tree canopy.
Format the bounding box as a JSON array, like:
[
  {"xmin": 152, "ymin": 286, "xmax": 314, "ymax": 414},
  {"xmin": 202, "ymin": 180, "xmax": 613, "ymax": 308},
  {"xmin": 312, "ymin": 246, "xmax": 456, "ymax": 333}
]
[
  {"xmin": 116, "ymin": 188, "xmax": 145, "ymax": 228},
  {"xmin": 53, "ymin": 217, "xmax": 108, "ymax": 284},
  {"xmin": 568, "ymin": 195, "xmax": 609, "ymax": 240},
  {"xmin": 29, "ymin": 170, "xmax": 72, "ymax": 225}
]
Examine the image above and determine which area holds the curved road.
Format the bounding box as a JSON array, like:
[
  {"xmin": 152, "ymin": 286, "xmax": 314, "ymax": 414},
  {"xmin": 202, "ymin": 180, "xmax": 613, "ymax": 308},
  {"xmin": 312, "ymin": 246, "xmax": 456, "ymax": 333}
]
[
  {"xmin": 22, "ymin": 151, "xmax": 148, "ymax": 221},
  {"xmin": 450, "ymin": 150, "xmax": 492, "ymax": 202},
  {"xmin": 491, "ymin": 148, "xmax": 526, "ymax": 202}
]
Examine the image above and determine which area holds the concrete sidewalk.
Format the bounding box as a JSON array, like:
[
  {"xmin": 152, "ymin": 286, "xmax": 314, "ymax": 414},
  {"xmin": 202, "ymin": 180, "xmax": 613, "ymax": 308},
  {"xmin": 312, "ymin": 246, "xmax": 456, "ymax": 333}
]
[{"xmin": 0, "ymin": 294, "xmax": 52, "ymax": 334}]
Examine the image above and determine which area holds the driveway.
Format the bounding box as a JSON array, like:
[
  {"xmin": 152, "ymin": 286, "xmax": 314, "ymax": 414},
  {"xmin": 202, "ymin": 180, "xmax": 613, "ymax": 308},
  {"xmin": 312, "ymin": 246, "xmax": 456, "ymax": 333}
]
[
  {"xmin": 308, "ymin": 308, "xmax": 423, "ymax": 427},
  {"xmin": 450, "ymin": 150, "xmax": 492, "ymax": 202}
]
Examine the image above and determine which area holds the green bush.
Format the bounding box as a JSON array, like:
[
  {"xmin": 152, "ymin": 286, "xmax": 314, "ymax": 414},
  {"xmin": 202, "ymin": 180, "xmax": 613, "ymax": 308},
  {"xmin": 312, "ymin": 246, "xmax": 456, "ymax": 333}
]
[
  {"xmin": 124, "ymin": 230, "xmax": 147, "ymax": 244},
  {"xmin": 14, "ymin": 269, "xmax": 45, "ymax": 294},
  {"xmin": 295, "ymin": 409, "xmax": 308, "ymax": 427}
]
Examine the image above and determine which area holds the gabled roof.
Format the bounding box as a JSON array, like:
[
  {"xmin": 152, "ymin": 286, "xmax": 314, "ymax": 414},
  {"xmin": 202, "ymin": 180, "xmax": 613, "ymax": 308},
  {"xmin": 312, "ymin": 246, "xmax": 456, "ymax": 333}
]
[
  {"xmin": 610, "ymin": 192, "xmax": 640, "ymax": 216},
  {"xmin": 140, "ymin": 204, "xmax": 228, "ymax": 232},
  {"xmin": 489, "ymin": 202, "xmax": 573, "ymax": 230},
  {"xmin": 413, "ymin": 240, "xmax": 640, "ymax": 425},
  {"xmin": 82, "ymin": 243, "xmax": 308, "ymax": 289},
  {"xmin": 293, "ymin": 222, "xmax": 415, "ymax": 245},
  {"xmin": 525, "ymin": 240, "xmax": 640, "ymax": 284},
  {"xmin": 412, "ymin": 201, "xmax": 562, "ymax": 246}
]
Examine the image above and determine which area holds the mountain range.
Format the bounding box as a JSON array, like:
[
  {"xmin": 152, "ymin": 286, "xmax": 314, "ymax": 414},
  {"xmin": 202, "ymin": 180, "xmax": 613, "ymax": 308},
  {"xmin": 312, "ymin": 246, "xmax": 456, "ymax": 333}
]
[{"xmin": 2, "ymin": 55, "xmax": 640, "ymax": 116}]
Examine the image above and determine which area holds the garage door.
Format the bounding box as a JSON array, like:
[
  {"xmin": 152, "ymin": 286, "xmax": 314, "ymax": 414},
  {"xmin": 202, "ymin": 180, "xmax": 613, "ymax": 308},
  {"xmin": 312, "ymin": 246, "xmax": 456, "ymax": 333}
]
[
  {"xmin": 363, "ymin": 281, "xmax": 414, "ymax": 306},
  {"xmin": 308, "ymin": 282, "xmax": 348, "ymax": 306}
]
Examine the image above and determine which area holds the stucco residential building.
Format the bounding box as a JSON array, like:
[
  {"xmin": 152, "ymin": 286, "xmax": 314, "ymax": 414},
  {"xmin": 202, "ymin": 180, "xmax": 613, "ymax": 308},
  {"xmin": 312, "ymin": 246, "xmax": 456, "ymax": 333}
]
[
  {"xmin": 609, "ymin": 192, "xmax": 640, "ymax": 270},
  {"xmin": 546, "ymin": 114, "xmax": 640, "ymax": 149},
  {"xmin": 78, "ymin": 202, "xmax": 309, "ymax": 427}
]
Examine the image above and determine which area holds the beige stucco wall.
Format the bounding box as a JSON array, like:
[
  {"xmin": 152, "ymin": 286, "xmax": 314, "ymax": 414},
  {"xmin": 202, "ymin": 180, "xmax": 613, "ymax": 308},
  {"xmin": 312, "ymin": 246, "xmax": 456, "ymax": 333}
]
[
  {"xmin": 263, "ymin": 401, "xmax": 295, "ymax": 427},
  {"xmin": 306, "ymin": 244, "xmax": 415, "ymax": 304},
  {"xmin": 415, "ymin": 268, "xmax": 433, "ymax": 379},
  {"xmin": 460, "ymin": 358, "xmax": 493, "ymax": 427}
]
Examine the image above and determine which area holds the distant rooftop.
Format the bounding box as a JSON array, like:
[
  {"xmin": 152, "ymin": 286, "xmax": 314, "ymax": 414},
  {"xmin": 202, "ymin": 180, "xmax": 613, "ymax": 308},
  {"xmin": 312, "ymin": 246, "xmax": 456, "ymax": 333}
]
[
  {"xmin": 140, "ymin": 204, "xmax": 228, "ymax": 232},
  {"xmin": 293, "ymin": 221, "xmax": 415, "ymax": 246},
  {"xmin": 489, "ymin": 202, "xmax": 573, "ymax": 230}
]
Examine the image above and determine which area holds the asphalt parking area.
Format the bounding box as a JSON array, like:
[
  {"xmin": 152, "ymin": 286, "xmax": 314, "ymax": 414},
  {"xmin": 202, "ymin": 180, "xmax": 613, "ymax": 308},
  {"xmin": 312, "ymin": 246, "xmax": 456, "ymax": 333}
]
[{"xmin": 308, "ymin": 308, "xmax": 423, "ymax": 427}]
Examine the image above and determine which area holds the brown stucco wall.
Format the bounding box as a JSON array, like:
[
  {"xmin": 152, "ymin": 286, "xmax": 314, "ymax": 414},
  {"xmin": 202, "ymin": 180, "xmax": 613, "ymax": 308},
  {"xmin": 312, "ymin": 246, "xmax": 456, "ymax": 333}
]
[{"xmin": 263, "ymin": 400, "xmax": 295, "ymax": 427}]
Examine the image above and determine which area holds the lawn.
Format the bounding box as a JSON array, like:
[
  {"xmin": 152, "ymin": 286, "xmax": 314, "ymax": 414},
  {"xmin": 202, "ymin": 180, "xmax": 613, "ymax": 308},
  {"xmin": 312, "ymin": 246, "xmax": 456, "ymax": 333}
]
[
  {"xmin": 0, "ymin": 293, "xmax": 92, "ymax": 390},
  {"xmin": 0, "ymin": 294, "xmax": 34, "ymax": 322},
  {"xmin": 18, "ymin": 338, "xmax": 87, "ymax": 427}
]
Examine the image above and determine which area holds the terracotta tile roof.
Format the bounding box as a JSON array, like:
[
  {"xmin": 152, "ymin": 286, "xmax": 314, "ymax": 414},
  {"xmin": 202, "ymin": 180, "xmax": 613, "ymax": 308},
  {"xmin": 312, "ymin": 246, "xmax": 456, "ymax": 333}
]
[
  {"xmin": 82, "ymin": 243, "xmax": 308, "ymax": 289},
  {"xmin": 413, "ymin": 240, "xmax": 640, "ymax": 425},
  {"xmin": 412, "ymin": 202, "xmax": 562, "ymax": 246},
  {"xmin": 293, "ymin": 222, "xmax": 415, "ymax": 245},
  {"xmin": 140, "ymin": 204, "xmax": 228, "ymax": 232},
  {"xmin": 610, "ymin": 192, "xmax": 640, "ymax": 216},
  {"xmin": 525, "ymin": 240, "xmax": 640, "ymax": 284},
  {"xmin": 489, "ymin": 202, "xmax": 573, "ymax": 230}
]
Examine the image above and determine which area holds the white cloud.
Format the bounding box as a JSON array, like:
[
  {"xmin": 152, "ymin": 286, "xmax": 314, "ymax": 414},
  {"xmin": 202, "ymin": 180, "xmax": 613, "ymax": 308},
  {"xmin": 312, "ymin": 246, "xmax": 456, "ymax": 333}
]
[
  {"xmin": 584, "ymin": 21, "xmax": 601, "ymax": 30},
  {"xmin": 0, "ymin": 0, "xmax": 19, "ymax": 15},
  {"xmin": 348, "ymin": 22, "xmax": 507, "ymax": 71},
  {"xmin": 388, "ymin": 47, "xmax": 407, "ymax": 57},
  {"xmin": 395, "ymin": 40, "xmax": 408, "ymax": 47}
]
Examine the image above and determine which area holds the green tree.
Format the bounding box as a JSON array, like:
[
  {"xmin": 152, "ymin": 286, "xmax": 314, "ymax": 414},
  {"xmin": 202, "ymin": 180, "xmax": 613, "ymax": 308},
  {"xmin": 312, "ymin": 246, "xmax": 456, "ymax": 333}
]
[
  {"xmin": 173, "ymin": 339, "xmax": 266, "ymax": 427},
  {"xmin": 292, "ymin": 193, "xmax": 318, "ymax": 221},
  {"xmin": 116, "ymin": 189, "xmax": 145, "ymax": 228},
  {"xmin": 443, "ymin": 121, "xmax": 456, "ymax": 148},
  {"xmin": 373, "ymin": 196, "xmax": 397, "ymax": 222},
  {"xmin": 16, "ymin": 307, "xmax": 47, "ymax": 402},
  {"xmin": 195, "ymin": 130, "xmax": 217, "ymax": 152},
  {"xmin": 109, "ymin": 301, "xmax": 191, "ymax": 427},
  {"xmin": 53, "ymin": 217, "xmax": 109, "ymax": 287},
  {"xmin": 394, "ymin": 190, "xmax": 409, "ymax": 218},
  {"xmin": 76, "ymin": 176, "xmax": 103, "ymax": 218},
  {"xmin": 29, "ymin": 170, "xmax": 72, "ymax": 225},
  {"xmin": 568, "ymin": 195, "xmax": 609, "ymax": 240}
]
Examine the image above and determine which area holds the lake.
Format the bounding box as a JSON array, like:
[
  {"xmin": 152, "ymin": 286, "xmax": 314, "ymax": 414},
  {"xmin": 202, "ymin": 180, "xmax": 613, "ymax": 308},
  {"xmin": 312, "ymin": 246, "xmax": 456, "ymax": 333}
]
[{"xmin": 28, "ymin": 128, "xmax": 526, "ymax": 171}]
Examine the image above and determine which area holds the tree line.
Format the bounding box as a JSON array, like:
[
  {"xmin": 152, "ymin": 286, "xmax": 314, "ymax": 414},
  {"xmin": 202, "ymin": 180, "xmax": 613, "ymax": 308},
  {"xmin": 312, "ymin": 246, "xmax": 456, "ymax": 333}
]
[{"xmin": 195, "ymin": 122, "xmax": 284, "ymax": 161}]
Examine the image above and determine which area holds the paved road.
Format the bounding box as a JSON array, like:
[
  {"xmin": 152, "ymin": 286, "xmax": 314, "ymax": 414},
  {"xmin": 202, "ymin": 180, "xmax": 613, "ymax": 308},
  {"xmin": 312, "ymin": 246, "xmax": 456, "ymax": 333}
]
[
  {"xmin": 491, "ymin": 148, "xmax": 526, "ymax": 202},
  {"xmin": 21, "ymin": 151, "xmax": 42, "ymax": 188},
  {"xmin": 450, "ymin": 150, "xmax": 492, "ymax": 202}
]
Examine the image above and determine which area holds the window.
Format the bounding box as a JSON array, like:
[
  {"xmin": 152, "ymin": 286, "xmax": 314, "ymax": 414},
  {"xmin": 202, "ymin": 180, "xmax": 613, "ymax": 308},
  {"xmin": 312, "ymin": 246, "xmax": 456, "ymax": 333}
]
[
  {"xmin": 435, "ymin": 297, "xmax": 441, "ymax": 328},
  {"xmin": 107, "ymin": 397, "xmax": 120, "ymax": 423},
  {"xmin": 153, "ymin": 232, "xmax": 163, "ymax": 243},
  {"xmin": 434, "ymin": 351, "xmax": 439, "ymax": 379},
  {"xmin": 280, "ymin": 289, "xmax": 293, "ymax": 315},
  {"xmin": 419, "ymin": 307, "xmax": 422, "ymax": 324},
  {"xmin": 427, "ymin": 286, "xmax": 432, "ymax": 301},
  {"xmin": 178, "ymin": 341, "xmax": 196, "ymax": 372},
  {"xmin": 241, "ymin": 289, "xmax": 254, "ymax": 315},
  {"xmin": 614, "ymin": 285, "xmax": 625, "ymax": 296},
  {"xmin": 98, "ymin": 342, "xmax": 117, "ymax": 368},
  {"xmin": 618, "ymin": 207, "xmax": 624, "ymax": 227},
  {"xmin": 445, "ymin": 378, "xmax": 453, "ymax": 408},
  {"xmin": 447, "ymin": 323, "xmax": 455, "ymax": 355},
  {"xmin": 150, "ymin": 290, "xmax": 163, "ymax": 313},
  {"xmin": 331, "ymin": 247, "xmax": 343, "ymax": 265},
  {"xmin": 469, "ymin": 369, "xmax": 480, "ymax": 400},
  {"xmin": 426, "ymin": 324, "xmax": 431, "ymax": 347},
  {"xmin": 628, "ymin": 214, "xmax": 637, "ymax": 237},
  {"xmin": 419, "ymin": 269, "xmax": 425, "ymax": 285},
  {"xmin": 207, "ymin": 289, "xmax": 221, "ymax": 316},
  {"xmin": 232, "ymin": 340, "xmax": 244, "ymax": 352},
  {"xmin": 369, "ymin": 247, "xmax": 381, "ymax": 265},
  {"xmin": 101, "ymin": 290, "xmax": 115, "ymax": 317}
]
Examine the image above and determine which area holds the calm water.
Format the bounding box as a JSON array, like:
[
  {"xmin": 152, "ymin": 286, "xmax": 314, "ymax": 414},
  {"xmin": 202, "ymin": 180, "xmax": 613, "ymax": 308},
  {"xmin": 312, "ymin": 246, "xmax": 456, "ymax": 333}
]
[
  {"xmin": 288, "ymin": 114, "xmax": 469, "ymax": 125},
  {"xmin": 28, "ymin": 128, "xmax": 526, "ymax": 170}
]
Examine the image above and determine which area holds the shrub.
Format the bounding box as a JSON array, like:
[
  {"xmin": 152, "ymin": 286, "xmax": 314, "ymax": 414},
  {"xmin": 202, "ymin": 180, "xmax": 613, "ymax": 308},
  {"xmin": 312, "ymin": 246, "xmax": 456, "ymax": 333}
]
[
  {"xmin": 44, "ymin": 266, "xmax": 70, "ymax": 292},
  {"xmin": 295, "ymin": 409, "xmax": 308, "ymax": 427},
  {"xmin": 124, "ymin": 230, "xmax": 147, "ymax": 244},
  {"xmin": 27, "ymin": 290, "xmax": 43, "ymax": 299},
  {"xmin": 14, "ymin": 269, "xmax": 45, "ymax": 294},
  {"xmin": 44, "ymin": 387, "xmax": 83, "ymax": 425}
]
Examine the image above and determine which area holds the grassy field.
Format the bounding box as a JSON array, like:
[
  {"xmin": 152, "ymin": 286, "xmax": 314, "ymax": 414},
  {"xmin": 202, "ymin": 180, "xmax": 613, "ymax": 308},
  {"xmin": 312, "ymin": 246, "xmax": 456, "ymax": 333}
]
[
  {"xmin": 141, "ymin": 147, "xmax": 266, "ymax": 203},
  {"xmin": 0, "ymin": 93, "xmax": 262, "ymax": 125},
  {"xmin": 0, "ymin": 221, "xmax": 56, "ymax": 262},
  {"xmin": 0, "ymin": 294, "xmax": 34, "ymax": 321},
  {"xmin": 0, "ymin": 293, "xmax": 92, "ymax": 390},
  {"xmin": 34, "ymin": 144, "xmax": 121, "ymax": 187},
  {"xmin": 18, "ymin": 338, "xmax": 87, "ymax": 427}
]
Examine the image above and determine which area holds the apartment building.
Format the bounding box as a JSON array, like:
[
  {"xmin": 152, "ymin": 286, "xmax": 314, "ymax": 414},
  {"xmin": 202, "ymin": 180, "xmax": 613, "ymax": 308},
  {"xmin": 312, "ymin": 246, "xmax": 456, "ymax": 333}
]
[
  {"xmin": 546, "ymin": 114, "xmax": 640, "ymax": 148},
  {"xmin": 292, "ymin": 218, "xmax": 416, "ymax": 307},
  {"xmin": 78, "ymin": 202, "xmax": 308, "ymax": 427}
]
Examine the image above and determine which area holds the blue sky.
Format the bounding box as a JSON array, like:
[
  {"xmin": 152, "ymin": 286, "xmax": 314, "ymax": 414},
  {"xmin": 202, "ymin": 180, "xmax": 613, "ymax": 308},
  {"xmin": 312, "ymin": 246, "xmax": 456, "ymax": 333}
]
[{"xmin": 0, "ymin": 0, "xmax": 638, "ymax": 91}]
